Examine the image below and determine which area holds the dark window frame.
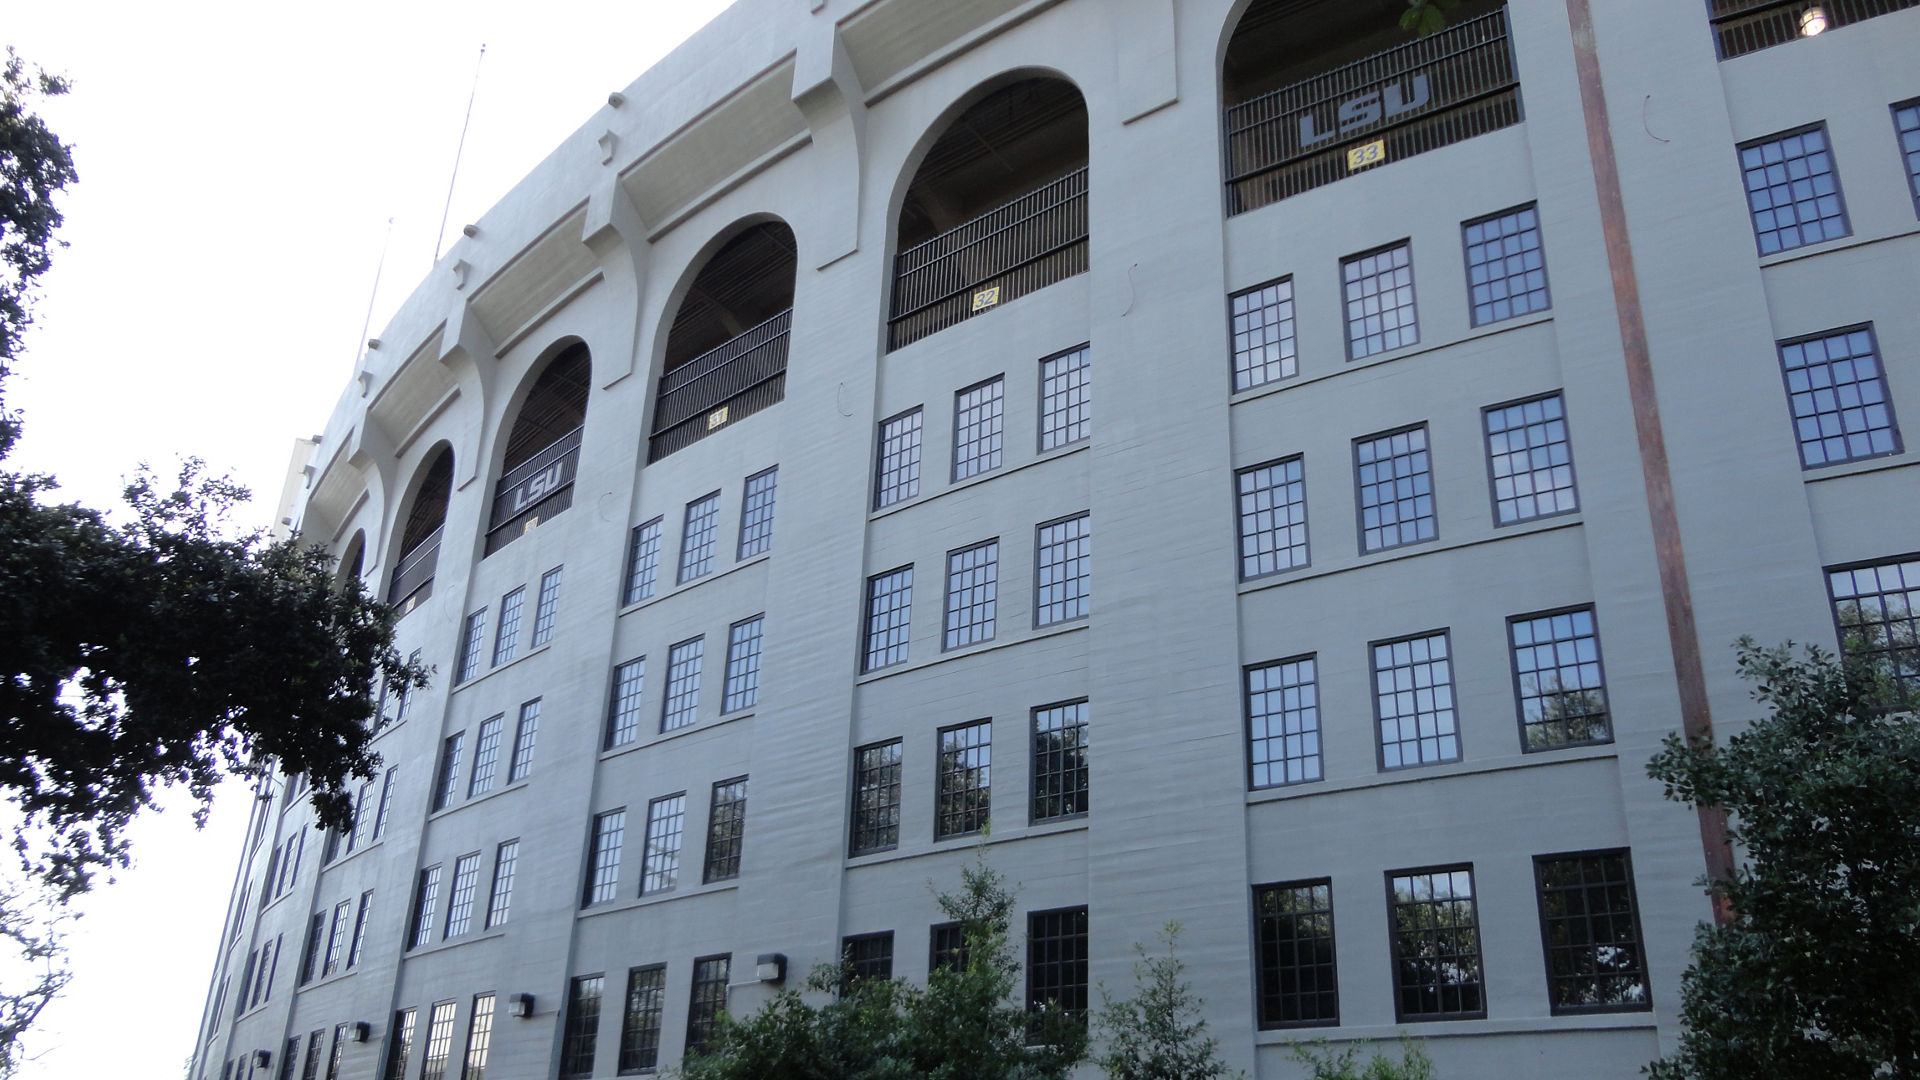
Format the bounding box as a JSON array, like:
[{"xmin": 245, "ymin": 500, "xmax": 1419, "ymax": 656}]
[
  {"xmin": 1896, "ymin": 97, "xmax": 1920, "ymax": 218},
  {"xmin": 1235, "ymin": 455, "xmax": 1310, "ymax": 580},
  {"xmin": 1025, "ymin": 905, "xmax": 1090, "ymax": 1019},
  {"xmin": 1244, "ymin": 653, "xmax": 1323, "ymax": 789},
  {"xmin": 1369, "ymin": 628, "xmax": 1462, "ymax": 771},
  {"xmin": 1736, "ymin": 121, "xmax": 1852, "ymax": 257},
  {"xmin": 1532, "ymin": 847, "xmax": 1654, "ymax": 1015},
  {"xmin": 1033, "ymin": 512, "xmax": 1091, "ymax": 628},
  {"xmin": 1385, "ymin": 864, "xmax": 1486, "ymax": 1022},
  {"xmin": 952, "ymin": 375, "xmax": 1007, "ymax": 482},
  {"xmin": 942, "ymin": 538, "xmax": 1000, "ymax": 651},
  {"xmin": 1029, "ymin": 698, "xmax": 1089, "ymax": 824},
  {"xmin": 617, "ymin": 963, "xmax": 667, "ymax": 1075},
  {"xmin": 1825, "ymin": 552, "xmax": 1920, "ymax": 705},
  {"xmin": 1037, "ymin": 343, "xmax": 1092, "ymax": 452},
  {"xmin": 685, "ymin": 955, "xmax": 731, "ymax": 1058},
  {"xmin": 1227, "ymin": 275, "xmax": 1299, "ymax": 393},
  {"xmin": 850, "ymin": 739, "xmax": 903, "ymax": 856},
  {"xmin": 1507, "ymin": 604, "xmax": 1613, "ymax": 752},
  {"xmin": 1460, "ymin": 202, "xmax": 1551, "ymax": 327},
  {"xmin": 1352, "ymin": 422, "xmax": 1438, "ymax": 554},
  {"xmin": 1481, "ymin": 391, "xmax": 1580, "ymax": 526},
  {"xmin": 737, "ymin": 465, "xmax": 779, "ymax": 560},
  {"xmin": 1252, "ymin": 877, "xmax": 1339, "ymax": 1029},
  {"xmin": 861, "ymin": 564, "xmax": 915, "ymax": 673},
  {"xmin": 874, "ymin": 406, "xmax": 925, "ymax": 510},
  {"xmin": 1775, "ymin": 322, "xmax": 1903, "ymax": 469},
  {"xmin": 1341, "ymin": 239, "xmax": 1419, "ymax": 361},
  {"xmin": 559, "ymin": 974, "xmax": 605, "ymax": 1080},
  {"xmin": 934, "ymin": 718, "xmax": 992, "ymax": 841},
  {"xmin": 677, "ymin": 490, "xmax": 724, "ymax": 585}
]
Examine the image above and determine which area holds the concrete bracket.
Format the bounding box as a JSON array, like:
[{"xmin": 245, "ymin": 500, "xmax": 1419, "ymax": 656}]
[
  {"xmin": 1116, "ymin": 0, "xmax": 1178, "ymax": 124},
  {"xmin": 792, "ymin": 19, "xmax": 867, "ymax": 268},
  {"xmin": 581, "ymin": 172, "xmax": 652, "ymax": 386}
]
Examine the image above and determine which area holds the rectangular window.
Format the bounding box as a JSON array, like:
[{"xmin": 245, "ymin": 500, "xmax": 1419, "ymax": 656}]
[
  {"xmin": 1355, "ymin": 425, "xmax": 1436, "ymax": 552},
  {"xmin": 1463, "ymin": 204, "xmax": 1550, "ymax": 326},
  {"xmin": 1038, "ymin": 345, "xmax": 1091, "ymax": 451},
  {"xmin": 1030, "ymin": 700, "xmax": 1089, "ymax": 823},
  {"xmin": 842, "ymin": 931, "xmax": 895, "ymax": 985},
  {"xmin": 508, "ymin": 698, "xmax": 540, "ymax": 782},
  {"xmin": 737, "ymin": 466, "xmax": 778, "ymax": 559},
  {"xmin": 624, "ymin": 518, "xmax": 664, "ymax": 605},
  {"xmin": 299, "ymin": 913, "xmax": 324, "ymax": 984},
  {"xmin": 382, "ymin": 1009, "xmax": 417, "ymax": 1080},
  {"xmin": 640, "ymin": 793, "xmax": 686, "ymax": 896},
  {"xmin": 1535, "ymin": 849, "xmax": 1652, "ymax": 1013},
  {"xmin": 1778, "ymin": 324, "xmax": 1901, "ymax": 467},
  {"xmin": 952, "ymin": 377, "xmax": 1005, "ymax": 481},
  {"xmin": 929, "ymin": 922, "xmax": 968, "ymax": 973},
  {"xmin": 943, "ymin": 540, "xmax": 998, "ymax": 649},
  {"xmin": 560, "ymin": 975, "xmax": 604, "ymax": 1079},
  {"xmin": 1237, "ymin": 457, "xmax": 1308, "ymax": 578},
  {"xmin": 455, "ymin": 609, "xmax": 487, "ymax": 683},
  {"xmin": 850, "ymin": 740, "xmax": 902, "ymax": 856},
  {"xmin": 606, "ymin": 658, "xmax": 647, "ymax": 749},
  {"xmin": 467, "ymin": 715, "xmax": 503, "ymax": 797},
  {"xmin": 409, "ymin": 866, "xmax": 441, "ymax": 950},
  {"xmin": 703, "ymin": 777, "xmax": 748, "ymax": 884},
  {"xmin": 302, "ymin": 1031, "xmax": 324, "ymax": 1080},
  {"xmin": 1373, "ymin": 631, "xmax": 1459, "ymax": 769},
  {"xmin": 678, "ymin": 492, "xmax": 722, "ymax": 584},
  {"xmin": 396, "ymin": 649, "xmax": 422, "ymax": 722},
  {"xmin": 862, "ymin": 565, "xmax": 913, "ymax": 672},
  {"xmin": 1827, "ymin": 555, "xmax": 1920, "ymax": 703},
  {"xmin": 1484, "ymin": 393, "xmax": 1578, "ymax": 524},
  {"xmin": 583, "ymin": 810, "xmax": 626, "ymax": 906},
  {"xmin": 328, "ymin": 1023, "xmax": 349, "ymax": 1080},
  {"xmin": 617, "ymin": 965, "xmax": 667, "ymax": 1074},
  {"xmin": 660, "ymin": 638, "xmax": 704, "ymax": 731},
  {"xmin": 1342, "ymin": 241, "xmax": 1418, "ymax": 360},
  {"xmin": 421, "ymin": 1002, "xmax": 458, "ymax": 1080},
  {"xmin": 1254, "ymin": 879, "xmax": 1337, "ymax": 1028},
  {"xmin": 1034, "ymin": 514, "xmax": 1090, "ymax": 626},
  {"xmin": 722, "ymin": 616, "xmax": 764, "ymax": 713},
  {"xmin": 1388, "ymin": 866, "xmax": 1484, "ymax": 1021},
  {"xmin": 530, "ymin": 565, "xmax": 564, "ymax": 647},
  {"xmin": 461, "ymin": 994, "xmax": 494, "ymax": 1080},
  {"xmin": 936, "ymin": 720, "xmax": 991, "ymax": 840},
  {"xmin": 485, "ymin": 840, "xmax": 518, "ymax": 929},
  {"xmin": 1247, "ymin": 655, "xmax": 1322, "ymax": 788},
  {"xmin": 1027, "ymin": 906, "xmax": 1089, "ymax": 1019},
  {"xmin": 283, "ymin": 1035, "xmax": 302, "ymax": 1080},
  {"xmin": 347, "ymin": 781, "xmax": 371, "ymax": 852},
  {"xmin": 433, "ymin": 733, "xmax": 464, "ymax": 812},
  {"xmin": 686, "ymin": 956, "xmax": 731, "ymax": 1057},
  {"xmin": 347, "ymin": 892, "xmax": 372, "ymax": 967},
  {"xmin": 1230, "ymin": 277, "xmax": 1297, "ymax": 391},
  {"xmin": 492, "ymin": 586, "xmax": 525, "ymax": 667},
  {"xmin": 1511, "ymin": 607, "xmax": 1611, "ymax": 750},
  {"xmin": 1741, "ymin": 123, "xmax": 1853, "ymax": 256},
  {"xmin": 874, "ymin": 407, "xmax": 924, "ymax": 509},
  {"xmin": 322, "ymin": 899, "xmax": 351, "ymax": 975},
  {"xmin": 374, "ymin": 767, "xmax": 397, "ymax": 839},
  {"xmin": 1897, "ymin": 98, "xmax": 1920, "ymax": 217},
  {"xmin": 444, "ymin": 852, "xmax": 481, "ymax": 937}
]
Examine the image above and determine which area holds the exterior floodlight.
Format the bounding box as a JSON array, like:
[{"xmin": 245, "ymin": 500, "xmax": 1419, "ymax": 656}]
[{"xmin": 1800, "ymin": 7, "xmax": 1827, "ymax": 35}]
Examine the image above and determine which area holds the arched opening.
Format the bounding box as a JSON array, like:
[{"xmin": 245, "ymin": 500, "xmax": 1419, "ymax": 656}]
[
  {"xmin": 388, "ymin": 445, "xmax": 453, "ymax": 614},
  {"xmin": 336, "ymin": 531, "xmax": 366, "ymax": 593},
  {"xmin": 888, "ymin": 76, "xmax": 1088, "ymax": 350},
  {"xmin": 487, "ymin": 342, "xmax": 591, "ymax": 553},
  {"xmin": 649, "ymin": 221, "xmax": 798, "ymax": 462},
  {"xmin": 1222, "ymin": 0, "xmax": 1516, "ymax": 214}
]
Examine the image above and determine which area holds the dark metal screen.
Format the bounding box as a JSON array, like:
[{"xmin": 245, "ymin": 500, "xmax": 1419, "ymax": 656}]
[
  {"xmin": 485, "ymin": 426, "xmax": 581, "ymax": 555},
  {"xmin": 648, "ymin": 309, "xmax": 791, "ymax": 462},
  {"xmin": 386, "ymin": 525, "xmax": 441, "ymax": 611},
  {"xmin": 1709, "ymin": 0, "xmax": 1919, "ymax": 59}
]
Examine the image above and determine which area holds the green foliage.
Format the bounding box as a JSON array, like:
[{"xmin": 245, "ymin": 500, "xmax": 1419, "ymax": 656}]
[
  {"xmin": 0, "ymin": 48, "xmax": 77, "ymax": 456},
  {"xmin": 1286, "ymin": 1039, "xmax": 1436, "ymax": 1080},
  {"xmin": 1095, "ymin": 922, "xmax": 1244, "ymax": 1080},
  {"xmin": 1399, "ymin": 0, "xmax": 1460, "ymax": 36},
  {"xmin": 1644, "ymin": 639, "xmax": 1920, "ymax": 1080}
]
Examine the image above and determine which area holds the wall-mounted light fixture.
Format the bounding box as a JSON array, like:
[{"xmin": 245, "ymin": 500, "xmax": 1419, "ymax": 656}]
[
  {"xmin": 461, "ymin": 224, "xmax": 480, "ymax": 238},
  {"xmin": 1800, "ymin": 6, "xmax": 1828, "ymax": 35},
  {"xmin": 755, "ymin": 953, "xmax": 787, "ymax": 983},
  {"xmin": 253, "ymin": 1050, "xmax": 273, "ymax": 1069},
  {"xmin": 510, "ymin": 993, "xmax": 536, "ymax": 1018},
  {"xmin": 352, "ymin": 1022, "xmax": 372, "ymax": 1043},
  {"xmin": 608, "ymin": 91, "xmax": 627, "ymax": 108}
]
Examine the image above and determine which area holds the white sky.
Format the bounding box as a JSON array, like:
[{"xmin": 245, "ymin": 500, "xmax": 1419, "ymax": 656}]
[{"xmin": 5, "ymin": 2, "xmax": 732, "ymax": 1075}]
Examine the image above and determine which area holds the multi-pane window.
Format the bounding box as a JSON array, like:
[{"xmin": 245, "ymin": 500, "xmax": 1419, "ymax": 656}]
[
  {"xmin": 1373, "ymin": 632, "xmax": 1459, "ymax": 769},
  {"xmin": 303, "ymin": 1030, "xmax": 325, "ymax": 1080},
  {"xmin": 686, "ymin": 955, "xmax": 732, "ymax": 1057},
  {"xmin": 624, "ymin": 518, "xmax": 664, "ymax": 605},
  {"xmin": 851, "ymin": 740, "xmax": 902, "ymax": 855},
  {"xmin": 347, "ymin": 782, "xmax": 371, "ymax": 852},
  {"xmin": 1828, "ymin": 555, "xmax": 1920, "ymax": 702},
  {"xmin": 1039, "ymin": 345, "xmax": 1091, "ymax": 451},
  {"xmin": 492, "ymin": 586, "xmax": 525, "ymax": 667},
  {"xmin": 1034, "ymin": 514, "xmax": 1090, "ymax": 626},
  {"xmin": 1535, "ymin": 850, "xmax": 1652, "ymax": 1013},
  {"xmin": 1463, "ymin": 204, "xmax": 1550, "ymax": 326},
  {"xmin": 874, "ymin": 407, "xmax": 924, "ymax": 509},
  {"xmin": 1778, "ymin": 325, "xmax": 1901, "ymax": 467},
  {"xmin": 1355, "ymin": 425, "xmax": 1436, "ymax": 552},
  {"xmin": 640, "ymin": 793, "xmax": 686, "ymax": 896},
  {"xmin": 661, "ymin": 637, "xmax": 704, "ymax": 731},
  {"xmin": 1026, "ymin": 907, "xmax": 1089, "ymax": 1018},
  {"xmin": 583, "ymin": 809, "xmax": 626, "ymax": 907},
  {"xmin": 421, "ymin": 1002, "xmax": 458, "ymax": 1080},
  {"xmin": 952, "ymin": 377, "xmax": 1005, "ymax": 481},
  {"xmin": 618, "ymin": 965, "xmax": 667, "ymax": 1074},
  {"xmin": 737, "ymin": 466, "xmax": 778, "ymax": 559},
  {"xmin": 1030, "ymin": 700, "xmax": 1088, "ymax": 823},
  {"xmin": 936, "ymin": 720, "xmax": 991, "ymax": 840},
  {"xmin": 1246, "ymin": 655, "xmax": 1321, "ymax": 788},
  {"xmin": 606, "ymin": 658, "xmax": 647, "ymax": 749},
  {"xmin": 444, "ymin": 852, "xmax": 481, "ymax": 937},
  {"xmin": 722, "ymin": 616, "xmax": 764, "ymax": 713},
  {"xmin": 1230, "ymin": 277, "xmax": 1297, "ymax": 390},
  {"xmin": 560, "ymin": 975, "xmax": 604, "ymax": 1079},
  {"xmin": 1739, "ymin": 124, "xmax": 1850, "ymax": 256},
  {"xmin": 1342, "ymin": 241, "xmax": 1418, "ymax": 359},
  {"xmin": 1388, "ymin": 866, "xmax": 1484, "ymax": 1021},
  {"xmin": 485, "ymin": 840, "xmax": 518, "ymax": 929},
  {"xmin": 395, "ymin": 649, "xmax": 422, "ymax": 722},
  {"xmin": 328, "ymin": 1022, "xmax": 349, "ymax": 1080},
  {"xmin": 1897, "ymin": 99, "xmax": 1920, "ymax": 216},
  {"xmin": 461, "ymin": 994, "xmax": 494, "ymax": 1080},
  {"xmin": 323, "ymin": 900, "xmax": 351, "ymax": 975},
  {"xmin": 347, "ymin": 891, "xmax": 372, "ymax": 967},
  {"xmin": 508, "ymin": 698, "xmax": 540, "ymax": 782},
  {"xmin": 862, "ymin": 565, "xmax": 914, "ymax": 672},
  {"xmin": 374, "ymin": 768, "xmax": 397, "ymax": 839},
  {"xmin": 842, "ymin": 931, "xmax": 895, "ymax": 986},
  {"xmin": 1511, "ymin": 607, "xmax": 1611, "ymax": 750},
  {"xmin": 455, "ymin": 609, "xmax": 487, "ymax": 683},
  {"xmin": 1254, "ymin": 879, "xmax": 1337, "ymax": 1028},
  {"xmin": 929, "ymin": 922, "xmax": 969, "ymax": 973},
  {"xmin": 530, "ymin": 565, "xmax": 563, "ymax": 647},
  {"xmin": 943, "ymin": 540, "xmax": 999, "ymax": 649},
  {"xmin": 467, "ymin": 715, "xmax": 503, "ymax": 797},
  {"xmin": 284, "ymin": 1035, "xmax": 303, "ymax": 1080},
  {"xmin": 703, "ymin": 777, "xmax": 748, "ymax": 884},
  {"xmin": 383, "ymin": 1009, "xmax": 417, "ymax": 1080},
  {"xmin": 1237, "ymin": 457, "xmax": 1308, "ymax": 578},
  {"xmin": 409, "ymin": 866, "xmax": 441, "ymax": 950},
  {"xmin": 433, "ymin": 733, "xmax": 464, "ymax": 812},
  {"xmin": 1485, "ymin": 394, "xmax": 1578, "ymax": 524},
  {"xmin": 678, "ymin": 492, "xmax": 722, "ymax": 584}
]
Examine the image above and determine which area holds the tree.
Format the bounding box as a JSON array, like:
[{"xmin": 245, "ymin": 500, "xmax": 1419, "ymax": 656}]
[
  {"xmin": 1094, "ymin": 922, "xmax": 1244, "ymax": 1080},
  {"xmin": 0, "ymin": 48, "xmax": 76, "ymax": 457},
  {"xmin": 1645, "ymin": 639, "xmax": 1920, "ymax": 1079},
  {"xmin": 1286, "ymin": 1039, "xmax": 1436, "ymax": 1080}
]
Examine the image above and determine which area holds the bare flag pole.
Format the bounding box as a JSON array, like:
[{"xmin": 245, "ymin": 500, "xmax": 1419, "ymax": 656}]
[
  {"xmin": 435, "ymin": 43, "xmax": 488, "ymax": 264},
  {"xmin": 355, "ymin": 216, "xmax": 396, "ymax": 370}
]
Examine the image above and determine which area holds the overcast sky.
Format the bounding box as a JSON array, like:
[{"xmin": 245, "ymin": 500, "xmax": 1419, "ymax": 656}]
[{"xmin": 6, "ymin": 2, "xmax": 731, "ymax": 1074}]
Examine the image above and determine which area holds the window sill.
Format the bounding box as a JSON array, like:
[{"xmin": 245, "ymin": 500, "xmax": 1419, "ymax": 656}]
[
  {"xmin": 1757, "ymin": 221, "xmax": 1920, "ymax": 269},
  {"xmin": 599, "ymin": 709, "xmax": 753, "ymax": 762},
  {"xmin": 845, "ymin": 816, "xmax": 1089, "ymax": 869},
  {"xmin": 427, "ymin": 778, "xmax": 531, "ymax": 822},
  {"xmin": 450, "ymin": 642, "xmax": 552, "ymax": 696},
  {"xmin": 321, "ymin": 837, "xmax": 386, "ymax": 872},
  {"xmin": 294, "ymin": 962, "xmax": 365, "ymax": 994},
  {"xmin": 401, "ymin": 926, "xmax": 507, "ymax": 960},
  {"xmin": 1800, "ymin": 450, "xmax": 1913, "ymax": 484},
  {"xmin": 1253, "ymin": 1010, "xmax": 1654, "ymax": 1044},
  {"xmin": 1235, "ymin": 515, "xmax": 1581, "ymax": 597},
  {"xmin": 869, "ymin": 442, "xmax": 1090, "ymax": 523},
  {"xmin": 856, "ymin": 621, "xmax": 1087, "ymax": 685},
  {"xmin": 577, "ymin": 880, "xmax": 740, "ymax": 921},
  {"xmin": 618, "ymin": 552, "xmax": 770, "ymax": 618},
  {"xmin": 1245, "ymin": 741, "xmax": 1617, "ymax": 806},
  {"xmin": 1227, "ymin": 311, "xmax": 1555, "ymax": 408}
]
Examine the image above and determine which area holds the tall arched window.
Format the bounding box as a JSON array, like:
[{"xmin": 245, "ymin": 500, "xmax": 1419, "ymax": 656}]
[
  {"xmin": 649, "ymin": 220, "xmax": 797, "ymax": 462},
  {"xmin": 888, "ymin": 76, "xmax": 1088, "ymax": 350},
  {"xmin": 389, "ymin": 445, "xmax": 453, "ymax": 613},
  {"xmin": 487, "ymin": 342, "xmax": 590, "ymax": 554},
  {"xmin": 337, "ymin": 531, "xmax": 366, "ymax": 593}
]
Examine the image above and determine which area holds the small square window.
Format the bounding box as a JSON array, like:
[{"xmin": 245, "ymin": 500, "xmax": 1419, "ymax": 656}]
[
  {"xmin": 953, "ymin": 377, "xmax": 1006, "ymax": 481},
  {"xmin": 1510, "ymin": 607, "xmax": 1611, "ymax": 750},
  {"xmin": 1246, "ymin": 655, "xmax": 1321, "ymax": 788},
  {"xmin": 943, "ymin": 540, "xmax": 999, "ymax": 650},
  {"xmin": 1355, "ymin": 425, "xmax": 1436, "ymax": 552},
  {"xmin": 1372, "ymin": 631, "xmax": 1459, "ymax": 769},
  {"xmin": 678, "ymin": 492, "xmax": 723, "ymax": 584},
  {"xmin": 1039, "ymin": 346, "xmax": 1091, "ymax": 451},
  {"xmin": 935, "ymin": 719, "xmax": 991, "ymax": 839},
  {"xmin": 1778, "ymin": 324, "xmax": 1901, "ymax": 468},
  {"xmin": 1484, "ymin": 394, "xmax": 1578, "ymax": 524},
  {"xmin": 1229, "ymin": 277, "xmax": 1297, "ymax": 391},
  {"xmin": 661, "ymin": 638, "xmax": 704, "ymax": 732},
  {"xmin": 1462, "ymin": 204, "xmax": 1550, "ymax": 326},
  {"xmin": 1738, "ymin": 124, "xmax": 1850, "ymax": 256},
  {"xmin": 862, "ymin": 565, "xmax": 913, "ymax": 673},
  {"xmin": 1237, "ymin": 457, "xmax": 1308, "ymax": 578},
  {"xmin": 1342, "ymin": 241, "xmax": 1418, "ymax": 360},
  {"xmin": 1387, "ymin": 865, "xmax": 1484, "ymax": 1021},
  {"xmin": 1534, "ymin": 849, "xmax": 1652, "ymax": 1013},
  {"xmin": 737, "ymin": 466, "xmax": 778, "ymax": 559},
  {"xmin": 1827, "ymin": 555, "xmax": 1920, "ymax": 704},
  {"xmin": 1253, "ymin": 879, "xmax": 1337, "ymax": 1028},
  {"xmin": 841, "ymin": 931, "xmax": 895, "ymax": 987},
  {"xmin": 1035, "ymin": 514, "xmax": 1090, "ymax": 626},
  {"xmin": 875, "ymin": 408, "xmax": 924, "ymax": 509}
]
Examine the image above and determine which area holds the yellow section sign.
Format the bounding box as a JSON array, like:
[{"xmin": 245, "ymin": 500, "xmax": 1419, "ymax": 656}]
[
  {"xmin": 707, "ymin": 406, "xmax": 730, "ymax": 430},
  {"xmin": 971, "ymin": 286, "xmax": 1001, "ymax": 312},
  {"xmin": 1347, "ymin": 139, "xmax": 1387, "ymax": 171}
]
